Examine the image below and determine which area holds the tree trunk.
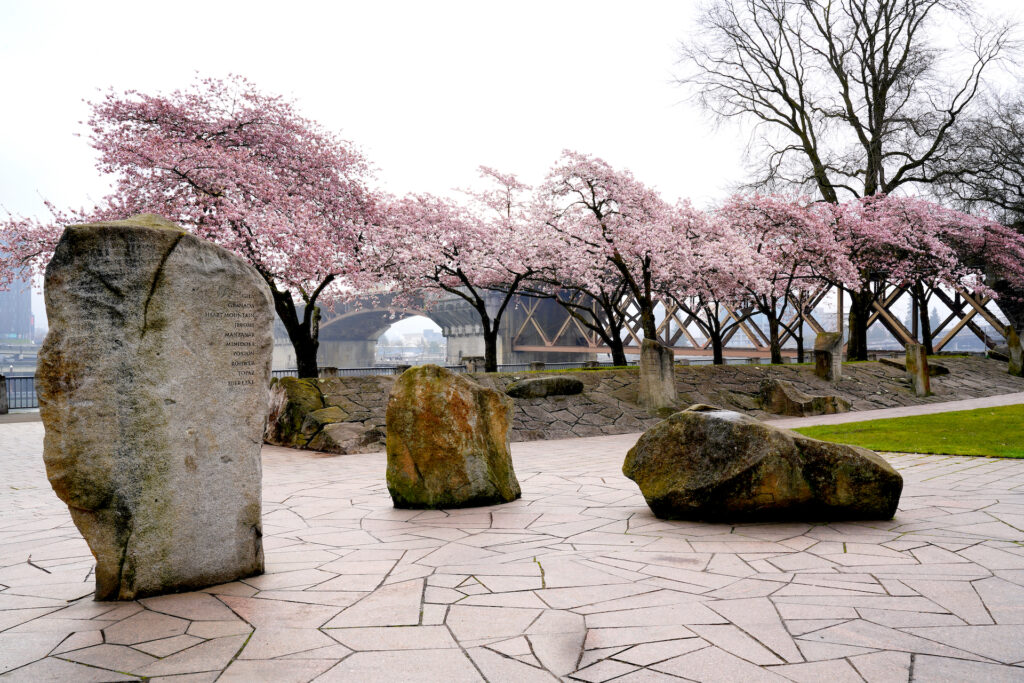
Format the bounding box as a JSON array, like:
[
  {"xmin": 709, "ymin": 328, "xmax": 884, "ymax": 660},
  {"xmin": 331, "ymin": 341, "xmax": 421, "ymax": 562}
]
[
  {"xmin": 271, "ymin": 292, "xmax": 320, "ymax": 378},
  {"xmin": 914, "ymin": 283, "xmax": 935, "ymax": 355},
  {"xmin": 796, "ymin": 329, "xmax": 805, "ymax": 364},
  {"xmin": 482, "ymin": 325, "xmax": 499, "ymax": 373},
  {"xmin": 711, "ymin": 332, "xmax": 725, "ymax": 365},
  {"xmin": 847, "ymin": 289, "xmax": 872, "ymax": 361},
  {"xmin": 639, "ymin": 302, "xmax": 658, "ymax": 340},
  {"xmin": 608, "ymin": 336, "xmax": 628, "ymax": 366},
  {"xmin": 767, "ymin": 315, "xmax": 783, "ymax": 365}
]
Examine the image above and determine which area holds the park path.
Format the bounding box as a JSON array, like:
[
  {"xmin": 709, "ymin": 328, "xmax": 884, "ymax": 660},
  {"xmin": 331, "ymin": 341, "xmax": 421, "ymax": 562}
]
[{"xmin": 766, "ymin": 391, "xmax": 1024, "ymax": 429}]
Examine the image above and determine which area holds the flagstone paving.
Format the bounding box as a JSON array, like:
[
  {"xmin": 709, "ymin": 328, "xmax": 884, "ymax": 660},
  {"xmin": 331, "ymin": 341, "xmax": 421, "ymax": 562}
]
[{"xmin": 2, "ymin": 421, "xmax": 1024, "ymax": 681}]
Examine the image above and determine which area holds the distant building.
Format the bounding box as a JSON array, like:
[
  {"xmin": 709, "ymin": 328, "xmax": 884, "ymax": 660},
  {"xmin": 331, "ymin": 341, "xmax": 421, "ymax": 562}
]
[{"xmin": 0, "ymin": 279, "xmax": 33, "ymax": 341}]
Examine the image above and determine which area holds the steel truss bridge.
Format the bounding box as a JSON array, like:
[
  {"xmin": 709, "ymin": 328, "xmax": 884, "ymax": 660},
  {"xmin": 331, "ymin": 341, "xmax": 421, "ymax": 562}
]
[{"xmin": 303, "ymin": 284, "xmax": 1012, "ymax": 368}]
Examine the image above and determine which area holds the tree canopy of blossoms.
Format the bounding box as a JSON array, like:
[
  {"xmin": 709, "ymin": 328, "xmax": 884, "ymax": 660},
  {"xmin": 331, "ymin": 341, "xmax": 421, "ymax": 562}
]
[
  {"xmin": 1, "ymin": 76, "xmax": 378, "ymax": 378},
  {"xmin": 717, "ymin": 194, "xmax": 853, "ymax": 364},
  {"xmin": 656, "ymin": 204, "xmax": 758, "ymax": 365},
  {"xmin": 536, "ymin": 151, "xmax": 682, "ymax": 347},
  {"xmin": 4, "ymin": 75, "xmax": 1024, "ymax": 373},
  {"xmin": 832, "ymin": 194, "xmax": 997, "ymax": 359},
  {"xmin": 381, "ymin": 168, "xmax": 541, "ymax": 372}
]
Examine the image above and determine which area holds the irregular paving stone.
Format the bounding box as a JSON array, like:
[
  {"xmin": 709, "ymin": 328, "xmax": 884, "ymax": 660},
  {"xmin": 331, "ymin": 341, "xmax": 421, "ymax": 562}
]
[
  {"xmin": 7, "ymin": 420, "xmax": 1024, "ymax": 679},
  {"xmin": 757, "ymin": 378, "xmax": 851, "ymax": 417},
  {"xmin": 623, "ymin": 405, "xmax": 903, "ymax": 521},
  {"xmin": 385, "ymin": 365, "xmax": 520, "ymax": 508},
  {"xmin": 37, "ymin": 215, "xmax": 271, "ymax": 600},
  {"xmin": 505, "ymin": 375, "xmax": 584, "ymax": 398}
]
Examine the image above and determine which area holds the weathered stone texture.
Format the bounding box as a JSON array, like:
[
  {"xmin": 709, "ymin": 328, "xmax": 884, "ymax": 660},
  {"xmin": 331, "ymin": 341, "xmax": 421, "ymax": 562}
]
[
  {"xmin": 1008, "ymin": 327, "xmax": 1023, "ymax": 378},
  {"xmin": 385, "ymin": 365, "xmax": 519, "ymax": 508},
  {"xmin": 623, "ymin": 406, "xmax": 903, "ymax": 521},
  {"xmin": 505, "ymin": 375, "xmax": 584, "ymax": 398},
  {"xmin": 814, "ymin": 332, "xmax": 843, "ymax": 381},
  {"xmin": 905, "ymin": 343, "xmax": 931, "ymax": 396},
  {"xmin": 265, "ymin": 377, "xmax": 326, "ymax": 448},
  {"xmin": 757, "ymin": 378, "xmax": 851, "ymax": 417},
  {"xmin": 270, "ymin": 356, "xmax": 1024, "ymax": 454},
  {"xmin": 638, "ymin": 340, "xmax": 677, "ymax": 411},
  {"xmin": 38, "ymin": 215, "xmax": 272, "ymax": 600}
]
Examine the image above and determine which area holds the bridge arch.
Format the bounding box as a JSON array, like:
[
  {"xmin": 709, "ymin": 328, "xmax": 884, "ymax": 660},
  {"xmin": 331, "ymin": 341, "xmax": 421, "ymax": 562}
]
[{"xmin": 314, "ymin": 293, "xmax": 490, "ymax": 368}]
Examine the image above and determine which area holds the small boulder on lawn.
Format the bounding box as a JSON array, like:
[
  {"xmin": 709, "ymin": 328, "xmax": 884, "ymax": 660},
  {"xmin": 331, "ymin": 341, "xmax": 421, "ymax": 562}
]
[
  {"xmin": 623, "ymin": 405, "xmax": 903, "ymax": 521},
  {"xmin": 505, "ymin": 375, "xmax": 584, "ymax": 398},
  {"xmin": 757, "ymin": 378, "xmax": 851, "ymax": 417},
  {"xmin": 386, "ymin": 365, "xmax": 520, "ymax": 508}
]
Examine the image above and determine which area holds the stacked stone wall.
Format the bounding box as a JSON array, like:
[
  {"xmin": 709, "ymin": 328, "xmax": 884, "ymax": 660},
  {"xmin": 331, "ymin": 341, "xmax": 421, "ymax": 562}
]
[{"xmin": 268, "ymin": 357, "xmax": 1024, "ymax": 454}]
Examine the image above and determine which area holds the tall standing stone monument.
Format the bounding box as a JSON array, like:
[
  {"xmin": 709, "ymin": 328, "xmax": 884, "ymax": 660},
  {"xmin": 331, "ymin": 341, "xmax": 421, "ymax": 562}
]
[
  {"xmin": 814, "ymin": 332, "xmax": 843, "ymax": 381},
  {"xmin": 37, "ymin": 215, "xmax": 273, "ymax": 600},
  {"xmin": 905, "ymin": 342, "xmax": 931, "ymax": 396}
]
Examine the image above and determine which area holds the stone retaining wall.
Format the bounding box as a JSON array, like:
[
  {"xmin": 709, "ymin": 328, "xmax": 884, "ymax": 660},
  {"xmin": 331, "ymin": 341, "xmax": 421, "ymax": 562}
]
[{"xmin": 266, "ymin": 357, "xmax": 1024, "ymax": 454}]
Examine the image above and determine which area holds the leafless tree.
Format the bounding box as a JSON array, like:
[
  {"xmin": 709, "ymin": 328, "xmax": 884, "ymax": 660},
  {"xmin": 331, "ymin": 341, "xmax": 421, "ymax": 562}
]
[
  {"xmin": 935, "ymin": 90, "xmax": 1024, "ymax": 224},
  {"xmin": 933, "ymin": 90, "xmax": 1024, "ymax": 332},
  {"xmin": 678, "ymin": 0, "xmax": 1016, "ymax": 357}
]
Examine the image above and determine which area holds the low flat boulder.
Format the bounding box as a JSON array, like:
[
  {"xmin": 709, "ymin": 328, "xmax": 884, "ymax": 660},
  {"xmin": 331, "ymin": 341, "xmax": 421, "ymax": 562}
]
[
  {"xmin": 879, "ymin": 357, "xmax": 949, "ymax": 376},
  {"xmin": 308, "ymin": 422, "xmax": 385, "ymax": 454},
  {"xmin": 757, "ymin": 378, "xmax": 850, "ymax": 417},
  {"xmin": 300, "ymin": 406, "xmax": 349, "ymax": 436},
  {"xmin": 623, "ymin": 405, "xmax": 903, "ymax": 521},
  {"xmin": 506, "ymin": 375, "xmax": 584, "ymax": 398},
  {"xmin": 386, "ymin": 365, "xmax": 520, "ymax": 508}
]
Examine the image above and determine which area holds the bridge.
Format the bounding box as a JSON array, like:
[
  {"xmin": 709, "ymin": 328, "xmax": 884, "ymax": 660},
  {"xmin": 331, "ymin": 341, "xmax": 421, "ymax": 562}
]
[{"xmin": 271, "ymin": 284, "xmax": 1015, "ymax": 369}]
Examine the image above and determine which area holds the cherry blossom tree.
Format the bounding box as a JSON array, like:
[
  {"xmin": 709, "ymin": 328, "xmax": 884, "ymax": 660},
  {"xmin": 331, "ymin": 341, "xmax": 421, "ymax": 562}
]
[
  {"xmin": 937, "ymin": 209, "xmax": 1024, "ymax": 312},
  {"xmin": 832, "ymin": 195, "xmax": 990, "ymax": 358},
  {"xmin": 719, "ymin": 194, "xmax": 850, "ymax": 365},
  {"xmin": 522, "ymin": 263, "xmax": 634, "ymax": 367},
  {"xmin": 383, "ymin": 168, "xmax": 540, "ymax": 372},
  {"xmin": 657, "ymin": 205, "xmax": 758, "ymax": 364},
  {"xmin": 536, "ymin": 151, "xmax": 677, "ymax": 344},
  {"xmin": 0, "ymin": 76, "xmax": 378, "ymax": 378}
]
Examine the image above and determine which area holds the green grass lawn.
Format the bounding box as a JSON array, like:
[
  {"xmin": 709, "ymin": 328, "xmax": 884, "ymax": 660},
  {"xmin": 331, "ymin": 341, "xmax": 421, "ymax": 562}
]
[{"xmin": 794, "ymin": 404, "xmax": 1024, "ymax": 458}]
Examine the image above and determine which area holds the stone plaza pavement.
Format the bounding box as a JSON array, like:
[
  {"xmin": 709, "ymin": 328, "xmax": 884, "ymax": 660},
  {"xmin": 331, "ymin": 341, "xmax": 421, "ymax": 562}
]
[{"xmin": 2, "ymin": 421, "xmax": 1024, "ymax": 682}]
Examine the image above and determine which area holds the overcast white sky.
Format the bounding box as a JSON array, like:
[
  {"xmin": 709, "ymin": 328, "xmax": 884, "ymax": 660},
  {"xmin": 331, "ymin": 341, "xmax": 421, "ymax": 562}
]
[
  {"xmin": 2, "ymin": 0, "xmax": 1019, "ymax": 334},
  {"xmin": 0, "ymin": 1, "xmax": 751, "ymax": 330}
]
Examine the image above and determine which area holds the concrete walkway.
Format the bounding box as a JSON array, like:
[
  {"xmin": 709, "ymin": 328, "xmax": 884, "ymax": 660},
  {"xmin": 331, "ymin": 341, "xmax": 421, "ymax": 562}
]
[
  {"xmin": 2, "ymin": 421, "xmax": 1024, "ymax": 681},
  {"xmin": 767, "ymin": 391, "xmax": 1024, "ymax": 429}
]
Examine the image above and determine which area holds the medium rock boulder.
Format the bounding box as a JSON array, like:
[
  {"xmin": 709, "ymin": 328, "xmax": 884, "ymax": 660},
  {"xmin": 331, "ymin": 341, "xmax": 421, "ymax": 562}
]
[
  {"xmin": 307, "ymin": 422, "xmax": 385, "ymax": 454},
  {"xmin": 623, "ymin": 406, "xmax": 903, "ymax": 521},
  {"xmin": 265, "ymin": 377, "xmax": 325, "ymax": 447},
  {"xmin": 757, "ymin": 378, "xmax": 851, "ymax": 417},
  {"xmin": 506, "ymin": 375, "xmax": 584, "ymax": 398},
  {"xmin": 386, "ymin": 365, "xmax": 520, "ymax": 508}
]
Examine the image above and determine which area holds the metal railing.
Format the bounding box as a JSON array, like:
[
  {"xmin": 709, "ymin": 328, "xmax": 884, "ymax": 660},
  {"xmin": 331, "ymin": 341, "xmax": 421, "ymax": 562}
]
[{"xmin": 6, "ymin": 375, "xmax": 38, "ymax": 409}]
